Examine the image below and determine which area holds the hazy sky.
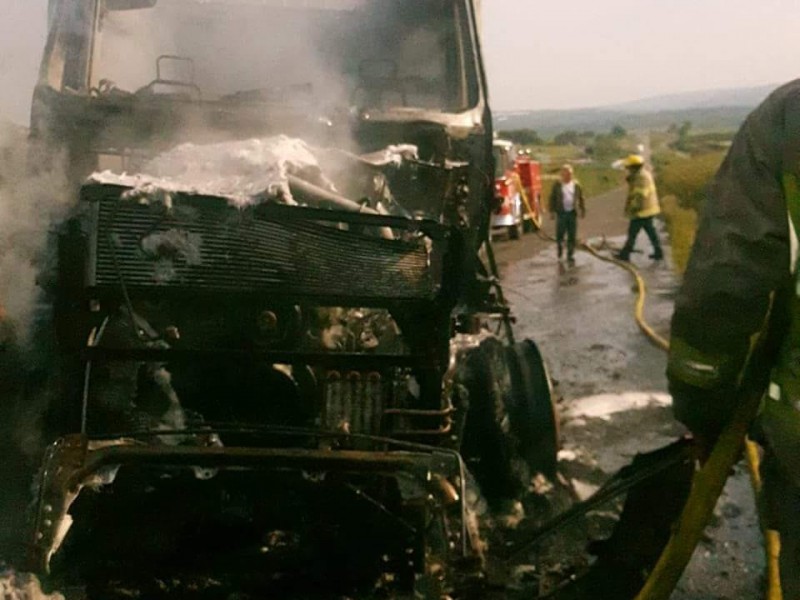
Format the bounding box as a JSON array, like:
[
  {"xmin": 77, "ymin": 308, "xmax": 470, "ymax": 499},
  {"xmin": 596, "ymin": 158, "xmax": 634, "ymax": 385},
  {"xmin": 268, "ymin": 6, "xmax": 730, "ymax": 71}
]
[
  {"xmin": 482, "ymin": 0, "xmax": 800, "ymax": 110},
  {"xmin": 1, "ymin": 0, "xmax": 800, "ymax": 122},
  {"xmin": 1, "ymin": 1, "xmax": 47, "ymax": 123}
]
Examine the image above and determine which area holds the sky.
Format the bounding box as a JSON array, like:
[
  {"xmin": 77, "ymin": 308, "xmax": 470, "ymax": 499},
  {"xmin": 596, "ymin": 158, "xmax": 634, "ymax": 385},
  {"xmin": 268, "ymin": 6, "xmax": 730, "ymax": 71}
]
[
  {"xmin": 481, "ymin": 0, "xmax": 800, "ymax": 111},
  {"xmin": 1, "ymin": 1, "xmax": 47, "ymax": 124},
  {"xmin": 2, "ymin": 0, "xmax": 800, "ymax": 123}
]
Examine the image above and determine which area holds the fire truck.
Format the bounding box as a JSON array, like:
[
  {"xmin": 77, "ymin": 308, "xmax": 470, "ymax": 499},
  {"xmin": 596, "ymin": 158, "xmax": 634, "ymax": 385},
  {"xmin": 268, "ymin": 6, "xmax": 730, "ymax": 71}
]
[{"xmin": 491, "ymin": 139, "xmax": 543, "ymax": 240}]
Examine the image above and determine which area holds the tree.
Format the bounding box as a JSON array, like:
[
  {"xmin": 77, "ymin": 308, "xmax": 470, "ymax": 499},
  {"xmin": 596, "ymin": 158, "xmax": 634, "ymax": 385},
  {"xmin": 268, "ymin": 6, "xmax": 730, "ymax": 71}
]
[
  {"xmin": 675, "ymin": 121, "xmax": 693, "ymax": 151},
  {"xmin": 587, "ymin": 134, "xmax": 622, "ymax": 161},
  {"xmin": 611, "ymin": 124, "xmax": 627, "ymax": 139},
  {"xmin": 553, "ymin": 130, "xmax": 581, "ymax": 146},
  {"xmin": 498, "ymin": 129, "xmax": 543, "ymax": 146}
]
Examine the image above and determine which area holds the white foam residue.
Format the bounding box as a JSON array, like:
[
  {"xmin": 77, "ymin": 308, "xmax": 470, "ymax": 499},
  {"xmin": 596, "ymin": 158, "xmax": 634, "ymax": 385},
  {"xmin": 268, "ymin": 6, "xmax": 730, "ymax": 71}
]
[
  {"xmin": 563, "ymin": 391, "xmax": 671, "ymax": 421},
  {"xmin": 0, "ymin": 572, "xmax": 64, "ymax": 600},
  {"xmin": 358, "ymin": 144, "xmax": 419, "ymax": 167},
  {"xmin": 140, "ymin": 228, "xmax": 203, "ymax": 283},
  {"xmin": 571, "ymin": 479, "xmax": 600, "ymax": 502},
  {"xmin": 89, "ymin": 135, "xmax": 324, "ymax": 208},
  {"xmin": 141, "ymin": 229, "xmax": 203, "ymax": 265},
  {"xmin": 557, "ymin": 448, "xmax": 578, "ymax": 462}
]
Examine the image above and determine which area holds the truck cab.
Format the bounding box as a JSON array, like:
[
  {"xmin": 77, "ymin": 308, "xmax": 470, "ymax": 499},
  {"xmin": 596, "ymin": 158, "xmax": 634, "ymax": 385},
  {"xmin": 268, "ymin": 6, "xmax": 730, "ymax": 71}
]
[{"xmin": 27, "ymin": 2, "xmax": 557, "ymax": 597}]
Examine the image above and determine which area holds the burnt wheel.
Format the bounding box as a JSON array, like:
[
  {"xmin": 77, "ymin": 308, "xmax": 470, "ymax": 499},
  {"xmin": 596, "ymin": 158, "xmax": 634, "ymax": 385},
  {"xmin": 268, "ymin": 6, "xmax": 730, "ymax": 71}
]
[
  {"xmin": 505, "ymin": 339, "xmax": 559, "ymax": 480},
  {"xmin": 459, "ymin": 337, "xmax": 521, "ymax": 507}
]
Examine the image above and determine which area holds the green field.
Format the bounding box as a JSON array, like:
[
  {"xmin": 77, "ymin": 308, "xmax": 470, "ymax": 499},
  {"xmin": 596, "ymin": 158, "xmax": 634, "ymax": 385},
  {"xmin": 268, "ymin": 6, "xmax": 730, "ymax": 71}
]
[
  {"xmin": 521, "ymin": 144, "xmax": 627, "ymax": 206},
  {"xmin": 521, "ymin": 130, "xmax": 731, "ymax": 274},
  {"xmin": 653, "ymin": 137, "xmax": 729, "ymax": 273},
  {"xmin": 660, "ymin": 195, "xmax": 698, "ymax": 274}
]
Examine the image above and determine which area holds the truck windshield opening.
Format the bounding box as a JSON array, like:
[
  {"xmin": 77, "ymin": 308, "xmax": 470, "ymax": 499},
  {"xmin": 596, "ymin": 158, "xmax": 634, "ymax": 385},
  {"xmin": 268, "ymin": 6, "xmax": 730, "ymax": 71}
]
[{"xmin": 91, "ymin": 0, "xmax": 479, "ymax": 113}]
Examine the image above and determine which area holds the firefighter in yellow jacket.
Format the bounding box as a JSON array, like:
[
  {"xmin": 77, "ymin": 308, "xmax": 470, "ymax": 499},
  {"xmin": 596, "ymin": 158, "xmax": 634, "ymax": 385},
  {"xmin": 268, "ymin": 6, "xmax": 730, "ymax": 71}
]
[
  {"xmin": 668, "ymin": 79, "xmax": 800, "ymax": 597},
  {"xmin": 615, "ymin": 155, "xmax": 664, "ymax": 262}
]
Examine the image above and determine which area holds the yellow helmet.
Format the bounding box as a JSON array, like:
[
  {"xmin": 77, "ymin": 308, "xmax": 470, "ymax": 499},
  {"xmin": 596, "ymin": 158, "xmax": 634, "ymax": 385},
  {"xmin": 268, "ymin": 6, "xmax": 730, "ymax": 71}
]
[{"xmin": 622, "ymin": 154, "xmax": 645, "ymax": 168}]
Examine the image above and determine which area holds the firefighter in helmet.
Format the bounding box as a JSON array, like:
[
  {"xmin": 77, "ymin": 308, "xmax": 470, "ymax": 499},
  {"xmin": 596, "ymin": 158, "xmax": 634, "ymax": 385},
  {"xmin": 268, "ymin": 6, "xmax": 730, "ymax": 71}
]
[
  {"xmin": 668, "ymin": 80, "xmax": 800, "ymax": 596},
  {"xmin": 616, "ymin": 154, "xmax": 664, "ymax": 262}
]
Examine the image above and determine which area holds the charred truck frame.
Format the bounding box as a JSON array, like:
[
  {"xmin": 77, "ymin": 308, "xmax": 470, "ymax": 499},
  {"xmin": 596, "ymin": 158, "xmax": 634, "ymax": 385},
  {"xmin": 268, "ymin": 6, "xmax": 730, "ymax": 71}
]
[{"xmin": 27, "ymin": 1, "xmax": 558, "ymax": 597}]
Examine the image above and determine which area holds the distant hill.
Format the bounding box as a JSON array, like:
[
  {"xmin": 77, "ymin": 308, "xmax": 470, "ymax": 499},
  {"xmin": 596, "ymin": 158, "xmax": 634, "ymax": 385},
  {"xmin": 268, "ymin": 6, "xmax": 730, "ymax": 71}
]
[
  {"xmin": 610, "ymin": 83, "xmax": 778, "ymax": 113},
  {"xmin": 495, "ymin": 83, "xmax": 781, "ymax": 136}
]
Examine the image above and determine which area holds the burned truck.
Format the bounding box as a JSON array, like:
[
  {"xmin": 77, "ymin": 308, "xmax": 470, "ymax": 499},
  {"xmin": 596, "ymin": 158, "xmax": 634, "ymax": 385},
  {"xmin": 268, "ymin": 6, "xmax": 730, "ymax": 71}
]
[{"xmin": 26, "ymin": 0, "xmax": 558, "ymax": 597}]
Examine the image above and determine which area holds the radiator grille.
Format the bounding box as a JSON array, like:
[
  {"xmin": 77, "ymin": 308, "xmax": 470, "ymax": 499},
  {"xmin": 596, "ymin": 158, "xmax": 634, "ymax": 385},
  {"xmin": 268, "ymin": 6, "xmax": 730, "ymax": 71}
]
[{"xmin": 86, "ymin": 186, "xmax": 443, "ymax": 302}]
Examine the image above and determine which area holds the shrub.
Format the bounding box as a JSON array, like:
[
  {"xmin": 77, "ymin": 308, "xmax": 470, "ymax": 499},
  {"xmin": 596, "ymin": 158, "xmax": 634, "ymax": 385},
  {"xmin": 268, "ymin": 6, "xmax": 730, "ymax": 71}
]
[{"xmin": 498, "ymin": 129, "xmax": 543, "ymax": 146}]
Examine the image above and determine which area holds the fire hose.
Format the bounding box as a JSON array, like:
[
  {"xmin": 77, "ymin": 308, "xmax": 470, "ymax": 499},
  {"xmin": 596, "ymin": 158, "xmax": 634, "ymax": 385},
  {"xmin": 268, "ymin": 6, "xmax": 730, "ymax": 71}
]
[{"xmin": 521, "ymin": 217, "xmax": 782, "ymax": 599}]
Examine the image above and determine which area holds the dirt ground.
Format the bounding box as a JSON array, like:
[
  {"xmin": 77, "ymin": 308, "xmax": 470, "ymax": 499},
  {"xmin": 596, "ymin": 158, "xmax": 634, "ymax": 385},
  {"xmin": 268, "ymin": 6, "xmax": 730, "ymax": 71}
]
[{"xmin": 491, "ymin": 187, "xmax": 764, "ymax": 599}]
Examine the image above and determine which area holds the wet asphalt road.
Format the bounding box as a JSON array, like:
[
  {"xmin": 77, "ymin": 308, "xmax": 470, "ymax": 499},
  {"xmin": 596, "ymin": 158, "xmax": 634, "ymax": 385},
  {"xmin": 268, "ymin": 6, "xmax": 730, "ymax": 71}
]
[{"xmin": 492, "ymin": 188, "xmax": 764, "ymax": 599}]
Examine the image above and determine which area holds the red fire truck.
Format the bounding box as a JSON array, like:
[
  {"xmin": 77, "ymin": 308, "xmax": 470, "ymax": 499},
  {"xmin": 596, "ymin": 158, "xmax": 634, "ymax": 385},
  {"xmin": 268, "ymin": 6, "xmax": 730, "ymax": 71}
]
[{"xmin": 491, "ymin": 139, "xmax": 543, "ymax": 240}]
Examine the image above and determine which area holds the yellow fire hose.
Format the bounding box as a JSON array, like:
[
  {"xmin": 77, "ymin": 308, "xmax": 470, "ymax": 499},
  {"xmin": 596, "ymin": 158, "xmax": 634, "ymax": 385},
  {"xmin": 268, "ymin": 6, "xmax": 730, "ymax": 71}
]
[
  {"xmin": 527, "ymin": 221, "xmax": 781, "ymax": 598},
  {"xmin": 580, "ymin": 240, "xmax": 669, "ymax": 352},
  {"xmin": 579, "ymin": 239, "xmax": 782, "ymax": 600},
  {"xmin": 518, "ymin": 174, "xmax": 543, "ymax": 231}
]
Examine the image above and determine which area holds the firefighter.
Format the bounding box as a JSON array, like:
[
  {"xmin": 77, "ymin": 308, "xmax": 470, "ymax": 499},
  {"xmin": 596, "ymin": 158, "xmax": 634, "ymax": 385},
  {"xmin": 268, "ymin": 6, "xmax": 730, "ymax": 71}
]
[
  {"xmin": 549, "ymin": 164, "xmax": 586, "ymax": 264},
  {"xmin": 667, "ymin": 80, "xmax": 800, "ymax": 597},
  {"xmin": 615, "ymin": 155, "xmax": 664, "ymax": 262}
]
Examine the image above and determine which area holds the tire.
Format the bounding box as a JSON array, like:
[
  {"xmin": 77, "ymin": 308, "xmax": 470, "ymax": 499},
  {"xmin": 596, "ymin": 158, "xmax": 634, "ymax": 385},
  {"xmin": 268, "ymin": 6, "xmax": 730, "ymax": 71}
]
[
  {"xmin": 522, "ymin": 216, "xmax": 536, "ymax": 234},
  {"xmin": 458, "ymin": 337, "xmax": 522, "ymax": 507},
  {"xmin": 507, "ymin": 221, "xmax": 522, "ymax": 240},
  {"xmin": 457, "ymin": 337, "xmax": 560, "ymax": 507},
  {"xmin": 505, "ymin": 340, "xmax": 559, "ymax": 480}
]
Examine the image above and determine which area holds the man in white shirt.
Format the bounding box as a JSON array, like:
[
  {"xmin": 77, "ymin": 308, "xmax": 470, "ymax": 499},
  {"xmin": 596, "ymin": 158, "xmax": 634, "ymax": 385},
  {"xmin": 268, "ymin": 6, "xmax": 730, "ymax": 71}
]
[{"xmin": 548, "ymin": 164, "xmax": 586, "ymax": 264}]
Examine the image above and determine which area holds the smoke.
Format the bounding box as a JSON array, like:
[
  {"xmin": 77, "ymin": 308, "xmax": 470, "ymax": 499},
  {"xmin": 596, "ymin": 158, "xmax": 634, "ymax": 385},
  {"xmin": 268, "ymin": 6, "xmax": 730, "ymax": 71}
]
[
  {"xmin": 0, "ymin": 121, "xmax": 70, "ymax": 348},
  {"xmin": 0, "ymin": 1, "xmax": 47, "ymax": 125},
  {"xmin": 92, "ymin": 2, "xmax": 351, "ymax": 110},
  {"xmin": 0, "ymin": 122, "xmax": 71, "ymax": 566},
  {"xmin": 90, "ymin": 1, "xmax": 456, "ymax": 121}
]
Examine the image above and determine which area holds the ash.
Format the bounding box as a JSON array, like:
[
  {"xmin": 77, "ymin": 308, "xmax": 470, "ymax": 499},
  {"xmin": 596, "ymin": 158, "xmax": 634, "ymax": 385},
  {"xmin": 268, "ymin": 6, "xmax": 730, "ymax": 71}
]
[
  {"xmin": 90, "ymin": 135, "xmax": 330, "ymax": 207},
  {"xmin": 0, "ymin": 572, "xmax": 63, "ymax": 600}
]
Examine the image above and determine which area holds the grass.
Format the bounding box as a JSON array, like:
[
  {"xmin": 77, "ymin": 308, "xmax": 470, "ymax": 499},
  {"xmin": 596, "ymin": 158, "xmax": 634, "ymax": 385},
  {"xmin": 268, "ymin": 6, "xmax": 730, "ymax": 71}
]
[
  {"xmin": 521, "ymin": 143, "xmax": 626, "ymax": 205},
  {"xmin": 574, "ymin": 164, "xmax": 624, "ymax": 197},
  {"xmin": 528, "ymin": 144, "xmax": 588, "ymax": 164},
  {"xmin": 538, "ymin": 164, "xmax": 623, "ymax": 208},
  {"xmin": 660, "ymin": 195, "xmax": 698, "ymax": 274},
  {"xmin": 654, "ymin": 149, "xmax": 727, "ymax": 211},
  {"xmin": 653, "ymin": 143, "xmax": 727, "ymax": 274}
]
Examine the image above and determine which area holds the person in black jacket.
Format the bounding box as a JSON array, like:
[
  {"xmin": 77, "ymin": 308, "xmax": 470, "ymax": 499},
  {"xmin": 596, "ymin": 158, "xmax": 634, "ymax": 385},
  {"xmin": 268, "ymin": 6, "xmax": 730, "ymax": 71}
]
[
  {"xmin": 667, "ymin": 79, "xmax": 800, "ymax": 596},
  {"xmin": 549, "ymin": 164, "xmax": 586, "ymax": 264}
]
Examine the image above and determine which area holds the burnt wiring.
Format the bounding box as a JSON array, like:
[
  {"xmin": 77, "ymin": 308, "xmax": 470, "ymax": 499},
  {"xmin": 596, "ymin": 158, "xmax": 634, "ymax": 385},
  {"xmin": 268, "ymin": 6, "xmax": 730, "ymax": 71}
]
[{"xmin": 81, "ymin": 316, "xmax": 110, "ymax": 434}]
